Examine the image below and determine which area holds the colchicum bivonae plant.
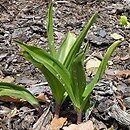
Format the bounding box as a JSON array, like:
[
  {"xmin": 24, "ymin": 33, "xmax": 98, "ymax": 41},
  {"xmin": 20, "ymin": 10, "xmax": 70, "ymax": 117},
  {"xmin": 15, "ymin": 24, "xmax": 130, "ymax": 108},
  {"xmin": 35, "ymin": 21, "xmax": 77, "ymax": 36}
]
[
  {"xmin": 0, "ymin": 0, "xmax": 123, "ymax": 123},
  {"xmin": 14, "ymin": 1, "xmax": 99, "ymax": 119}
]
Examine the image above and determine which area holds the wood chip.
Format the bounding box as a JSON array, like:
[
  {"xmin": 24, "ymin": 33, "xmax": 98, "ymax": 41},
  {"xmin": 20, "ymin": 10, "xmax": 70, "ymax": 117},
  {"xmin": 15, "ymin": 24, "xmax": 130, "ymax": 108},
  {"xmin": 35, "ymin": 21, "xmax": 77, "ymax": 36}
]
[
  {"xmin": 109, "ymin": 104, "xmax": 130, "ymax": 129},
  {"xmin": 116, "ymin": 69, "xmax": 130, "ymax": 78}
]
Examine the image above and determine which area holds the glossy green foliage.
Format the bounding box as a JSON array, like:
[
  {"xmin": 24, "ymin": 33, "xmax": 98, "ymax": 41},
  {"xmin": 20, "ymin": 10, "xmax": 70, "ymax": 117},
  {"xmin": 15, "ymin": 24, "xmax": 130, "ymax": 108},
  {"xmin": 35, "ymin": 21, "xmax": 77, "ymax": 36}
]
[
  {"xmin": 14, "ymin": 0, "xmax": 123, "ymax": 116},
  {"xmin": 61, "ymin": 12, "xmax": 98, "ymax": 70},
  {"xmin": 83, "ymin": 40, "xmax": 123, "ymax": 98},
  {"xmin": 57, "ymin": 32, "xmax": 76, "ymax": 64},
  {"xmin": 14, "ymin": 1, "xmax": 98, "ymax": 107},
  {"xmin": 0, "ymin": 82, "xmax": 40, "ymax": 107},
  {"xmin": 47, "ymin": 1, "xmax": 56, "ymax": 58},
  {"xmin": 64, "ymin": 40, "xmax": 123, "ymax": 112},
  {"xmin": 14, "ymin": 41, "xmax": 74, "ymax": 105},
  {"xmin": 81, "ymin": 40, "xmax": 123, "ymax": 111}
]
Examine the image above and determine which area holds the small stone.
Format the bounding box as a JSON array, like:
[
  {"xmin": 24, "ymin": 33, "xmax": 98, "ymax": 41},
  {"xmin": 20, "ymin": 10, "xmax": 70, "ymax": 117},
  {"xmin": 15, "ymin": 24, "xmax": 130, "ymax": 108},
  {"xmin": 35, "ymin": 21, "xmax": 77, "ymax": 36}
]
[
  {"xmin": 117, "ymin": 82, "xmax": 128, "ymax": 94},
  {"xmin": 124, "ymin": 87, "xmax": 130, "ymax": 97},
  {"xmin": 40, "ymin": 37, "xmax": 45, "ymax": 42},
  {"xmin": 98, "ymin": 30, "xmax": 106, "ymax": 38},
  {"xmin": 2, "ymin": 24, "xmax": 15, "ymax": 30},
  {"xmin": 124, "ymin": 0, "xmax": 130, "ymax": 4},
  {"xmin": 0, "ymin": 53, "xmax": 8, "ymax": 61},
  {"xmin": 124, "ymin": 97, "xmax": 130, "ymax": 108},
  {"xmin": 30, "ymin": 26, "xmax": 43, "ymax": 33},
  {"xmin": 108, "ymin": 60, "xmax": 113, "ymax": 66}
]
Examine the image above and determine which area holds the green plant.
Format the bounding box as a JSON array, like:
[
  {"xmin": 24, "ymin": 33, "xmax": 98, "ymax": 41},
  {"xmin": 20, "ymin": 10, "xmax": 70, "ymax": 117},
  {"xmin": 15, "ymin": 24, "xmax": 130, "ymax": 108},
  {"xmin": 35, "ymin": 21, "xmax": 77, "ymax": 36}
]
[
  {"xmin": 120, "ymin": 16, "xmax": 130, "ymax": 26},
  {"xmin": 14, "ymin": 1, "xmax": 98, "ymax": 118},
  {"xmin": 0, "ymin": 82, "xmax": 40, "ymax": 109},
  {"xmin": 14, "ymin": 1, "xmax": 123, "ymax": 123}
]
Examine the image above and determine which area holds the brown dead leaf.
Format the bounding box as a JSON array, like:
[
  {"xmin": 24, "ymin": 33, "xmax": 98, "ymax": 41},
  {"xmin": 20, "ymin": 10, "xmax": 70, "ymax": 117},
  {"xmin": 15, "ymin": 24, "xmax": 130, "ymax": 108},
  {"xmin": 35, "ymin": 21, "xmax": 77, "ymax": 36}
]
[
  {"xmin": 50, "ymin": 117, "xmax": 67, "ymax": 130},
  {"xmin": 7, "ymin": 107, "xmax": 18, "ymax": 118},
  {"xmin": 111, "ymin": 33, "xmax": 124, "ymax": 40},
  {"xmin": 0, "ymin": 93, "xmax": 48, "ymax": 104},
  {"xmin": 120, "ymin": 54, "xmax": 130, "ymax": 60},
  {"xmin": 36, "ymin": 93, "xmax": 49, "ymax": 104},
  {"xmin": 86, "ymin": 58, "xmax": 101, "ymax": 76},
  {"xmin": 128, "ymin": 77, "xmax": 130, "ymax": 83},
  {"xmin": 0, "ymin": 96, "xmax": 22, "ymax": 103},
  {"xmin": 97, "ymin": 121, "xmax": 107, "ymax": 130},
  {"xmin": 116, "ymin": 69, "xmax": 130, "ymax": 79},
  {"xmin": 0, "ymin": 76, "xmax": 15, "ymax": 83},
  {"xmin": 63, "ymin": 120, "xmax": 94, "ymax": 130}
]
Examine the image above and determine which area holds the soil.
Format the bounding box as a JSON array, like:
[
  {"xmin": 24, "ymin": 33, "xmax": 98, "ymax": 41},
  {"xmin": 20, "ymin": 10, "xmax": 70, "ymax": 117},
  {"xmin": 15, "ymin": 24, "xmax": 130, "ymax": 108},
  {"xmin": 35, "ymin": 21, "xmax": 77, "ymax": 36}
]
[{"xmin": 0, "ymin": 0, "xmax": 130, "ymax": 130}]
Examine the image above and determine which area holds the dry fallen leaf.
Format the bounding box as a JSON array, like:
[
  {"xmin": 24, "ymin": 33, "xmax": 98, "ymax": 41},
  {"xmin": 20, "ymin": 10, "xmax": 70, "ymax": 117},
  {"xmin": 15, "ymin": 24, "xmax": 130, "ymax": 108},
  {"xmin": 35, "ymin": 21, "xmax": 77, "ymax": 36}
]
[
  {"xmin": 120, "ymin": 54, "xmax": 130, "ymax": 60},
  {"xmin": 86, "ymin": 58, "xmax": 101, "ymax": 76},
  {"xmin": 0, "ymin": 96, "xmax": 22, "ymax": 103},
  {"xmin": 63, "ymin": 120, "xmax": 94, "ymax": 130},
  {"xmin": 111, "ymin": 33, "xmax": 124, "ymax": 40},
  {"xmin": 36, "ymin": 93, "xmax": 49, "ymax": 104},
  {"xmin": 0, "ymin": 76, "xmax": 15, "ymax": 83},
  {"xmin": 50, "ymin": 117, "xmax": 67, "ymax": 130},
  {"xmin": 96, "ymin": 121, "xmax": 107, "ymax": 130},
  {"xmin": 128, "ymin": 77, "xmax": 130, "ymax": 83},
  {"xmin": 7, "ymin": 107, "xmax": 18, "ymax": 118},
  {"xmin": 0, "ymin": 93, "xmax": 49, "ymax": 104},
  {"xmin": 116, "ymin": 69, "xmax": 130, "ymax": 79}
]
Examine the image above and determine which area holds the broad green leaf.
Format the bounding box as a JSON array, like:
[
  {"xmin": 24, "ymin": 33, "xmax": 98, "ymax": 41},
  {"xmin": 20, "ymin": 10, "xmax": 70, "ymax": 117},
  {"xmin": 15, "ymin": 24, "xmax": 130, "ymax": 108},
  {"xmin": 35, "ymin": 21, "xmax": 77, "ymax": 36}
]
[
  {"xmin": 58, "ymin": 32, "xmax": 76, "ymax": 64},
  {"xmin": 83, "ymin": 40, "xmax": 123, "ymax": 98},
  {"xmin": 47, "ymin": 1, "xmax": 56, "ymax": 58},
  {"xmin": 14, "ymin": 40, "xmax": 76, "ymax": 105},
  {"xmin": 0, "ymin": 82, "xmax": 39, "ymax": 107},
  {"xmin": 23, "ymin": 51, "xmax": 65, "ymax": 104},
  {"xmin": 64, "ymin": 12, "xmax": 98, "ymax": 69},
  {"xmin": 70, "ymin": 52, "xmax": 86, "ymax": 109}
]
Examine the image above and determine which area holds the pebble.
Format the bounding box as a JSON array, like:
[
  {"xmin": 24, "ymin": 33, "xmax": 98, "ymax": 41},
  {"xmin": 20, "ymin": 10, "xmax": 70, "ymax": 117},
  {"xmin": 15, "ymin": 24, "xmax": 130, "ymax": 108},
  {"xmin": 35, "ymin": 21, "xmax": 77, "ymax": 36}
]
[
  {"xmin": 30, "ymin": 26, "xmax": 43, "ymax": 33},
  {"xmin": 2, "ymin": 24, "xmax": 15, "ymax": 31},
  {"xmin": 124, "ymin": 97, "xmax": 130, "ymax": 108},
  {"xmin": 12, "ymin": 27, "xmax": 31, "ymax": 41},
  {"xmin": 117, "ymin": 82, "xmax": 128, "ymax": 94},
  {"xmin": 98, "ymin": 30, "xmax": 106, "ymax": 38},
  {"xmin": 124, "ymin": 87, "xmax": 130, "ymax": 97},
  {"xmin": 124, "ymin": 0, "xmax": 130, "ymax": 4}
]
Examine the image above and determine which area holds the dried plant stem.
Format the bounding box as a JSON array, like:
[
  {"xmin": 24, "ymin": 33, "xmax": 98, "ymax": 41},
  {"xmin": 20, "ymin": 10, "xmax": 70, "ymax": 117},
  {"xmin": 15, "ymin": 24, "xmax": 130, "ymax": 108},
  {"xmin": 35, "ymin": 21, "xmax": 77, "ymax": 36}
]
[
  {"xmin": 77, "ymin": 111, "xmax": 82, "ymax": 124},
  {"xmin": 54, "ymin": 103, "xmax": 61, "ymax": 118}
]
